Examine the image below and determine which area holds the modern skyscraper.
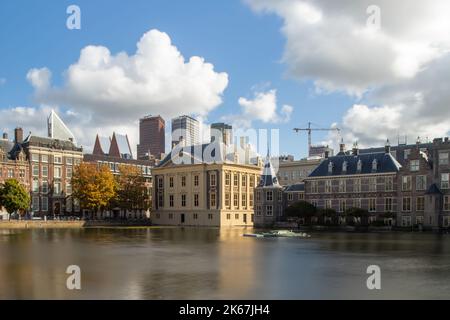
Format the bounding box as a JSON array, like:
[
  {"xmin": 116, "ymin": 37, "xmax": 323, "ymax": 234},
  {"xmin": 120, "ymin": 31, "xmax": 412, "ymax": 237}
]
[
  {"xmin": 47, "ymin": 110, "xmax": 76, "ymax": 142},
  {"xmin": 210, "ymin": 123, "xmax": 232, "ymax": 145},
  {"xmin": 137, "ymin": 115, "xmax": 165, "ymax": 159},
  {"xmin": 171, "ymin": 115, "xmax": 200, "ymax": 148}
]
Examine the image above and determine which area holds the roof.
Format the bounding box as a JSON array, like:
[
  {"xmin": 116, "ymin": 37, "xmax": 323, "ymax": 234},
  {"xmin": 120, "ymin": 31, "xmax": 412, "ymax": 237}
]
[
  {"xmin": 285, "ymin": 183, "xmax": 305, "ymax": 192},
  {"xmin": 356, "ymin": 143, "xmax": 432, "ymax": 155},
  {"xmin": 426, "ymin": 183, "xmax": 442, "ymax": 195},
  {"xmin": 308, "ymin": 152, "xmax": 402, "ymax": 178},
  {"xmin": 258, "ymin": 155, "xmax": 281, "ymax": 188},
  {"xmin": 23, "ymin": 135, "xmax": 82, "ymax": 152},
  {"xmin": 108, "ymin": 133, "xmax": 133, "ymax": 159},
  {"xmin": 98, "ymin": 136, "xmax": 111, "ymax": 154}
]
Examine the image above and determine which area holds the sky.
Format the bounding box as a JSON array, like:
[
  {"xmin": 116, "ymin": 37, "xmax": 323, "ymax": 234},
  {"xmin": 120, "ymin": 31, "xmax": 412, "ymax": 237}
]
[{"xmin": 1, "ymin": 0, "xmax": 450, "ymax": 159}]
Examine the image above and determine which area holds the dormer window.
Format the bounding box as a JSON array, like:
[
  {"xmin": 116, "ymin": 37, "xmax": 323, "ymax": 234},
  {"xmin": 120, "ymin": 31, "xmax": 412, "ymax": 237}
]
[
  {"xmin": 357, "ymin": 159, "xmax": 362, "ymax": 172},
  {"xmin": 342, "ymin": 161, "xmax": 348, "ymax": 173},
  {"xmin": 372, "ymin": 159, "xmax": 378, "ymax": 171},
  {"xmin": 328, "ymin": 161, "xmax": 333, "ymax": 174}
]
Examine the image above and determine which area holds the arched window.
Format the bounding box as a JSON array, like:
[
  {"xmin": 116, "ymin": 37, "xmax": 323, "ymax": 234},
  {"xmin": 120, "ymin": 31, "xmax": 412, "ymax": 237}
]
[
  {"xmin": 372, "ymin": 159, "xmax": 378, "ymax": 171},
  {"xmin": 357, "ymin": 159, "xmax": 362, "ymax": 172},
  {"xmin": 328, "ymin": 162, "xmax": 333, "ymax": 174},
  {"xmin": 342, "ymin": 161, "xmax": 348, "ymax": 173}
]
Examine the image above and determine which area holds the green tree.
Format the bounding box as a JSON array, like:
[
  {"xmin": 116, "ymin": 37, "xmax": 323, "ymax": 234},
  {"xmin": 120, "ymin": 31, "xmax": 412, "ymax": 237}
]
[
  {"xmin": 0, "ymin": 179, "xmax": 30, "ymax": 219},
  {"xmin": 116, "ymin": 165, "xmax": 151, "ymax": 215},
  {"xmin": 344, "ymin": 207, "xmax": 369, "ymax": 226},
  {"xmin": 72, "ymin": 163, "xmax": 116, "ymax": 216},
  {"xmin": 318, "ymin": 208, "xmax": 338, "ymax": 225},
  {"xmin": 285, "ymin": 201, "xmax": 317, "ymax": 227}
]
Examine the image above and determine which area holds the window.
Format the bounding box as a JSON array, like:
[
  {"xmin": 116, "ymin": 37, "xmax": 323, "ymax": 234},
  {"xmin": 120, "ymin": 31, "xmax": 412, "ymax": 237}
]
[
  {"xmin": 41, "ymin": 197, "xmax": 48, "ymax": 212},
  {"xmin": 369, "ymin": 199, "xmax": 376, "ymax": 212},
  {"xmin": 278, "ymin": 192, "xmax": 282, "ymax": 202},
  {"xmin": 181, "ymin": 176, "xmax": 186, "ymax": 187},
  {"xmin": 328, "ymin": 162, "xmax": 333, "ymax": 174},
  {"xmin": 339, "ymin": 200, "xmax": 346, "ymax": 213},
  {"xmin": 194, "ymin": 194, "xmax": 199, "ymax": 207},
  {"xmin": 226, "ymin": 214, "xmax": 231, "ymax": 220},
  {"xmin": 256, "ymin": 191, "xmax": 261, "ymax": 202},
  {"xmin": 208, "ymin": 214, "xmax": 213, "ymax": 220},
  {"xmin": 235, "ymin": 213, "xmax": 239, "ymax": 220},
  {"xmin": 54, "ymin": 182, "xmax": 61, "ymax": 195},
  {"xmin": 169, "ymin": 195, "xmax": 174, "ymax": 207},
  {"xmin": 402, "ymin": 197, "xmax": 411, "ymax": 212},
  {"xmin": 372, "ymin": 159, "xmax": 378, "ymax": 171},
  {"xmin": 210, "ymin": 173, "xmax": 216, "ymax": 187},
  {"xmin": 158, "ymin": 194, "xmax": 164, "ymax": 207},
  {"xmin": 169, "ymin": 177, "xmax": 174, "ymax": 188},
  {"xmin": 416, "ymin": 197, "xmax": 425, "ymax": 211},
  {"xmin": 249, "ymin": 194, "xmax": 254, "ymax": 207},
  {"xmin": 385, "ymin": 176, "xmax": 393, "ymax": 191},
  {"xmin": 225, "ymin": 193, "xmax": 230, "ymax": 207},
  {"xmin": 225, "ymin": 173, "xmax": 231, "ymax": 186},
  {"xmin": 242, "ymin": 194, "xmax": 247, "ymax": 207},
  {"xmin": 404, "ymin": 149, "xmax": 411, "ymax": 160},
  {"xmin": 444, "ymin": 196, "xmax": 450, "ymax": 211},
  {"xmin": 311, "ymin": 181, "xmax": 318, "ymax": 193},
  {"xmin": 54, "ymin": 167, "xmax": 62, "ymax": 179},
  {"xmin": 339, "ymin": 180, "xmax": 346, "ymax": 193},
  {"xmin": 41, "ymin": 155, "xmax": 48, "ymax": 163},
  {"xmin": 357, "ymin": 160, "xmax": 362, "ymax": 172},
  {"xmin": 32, "ymin": 179, "xmax": 39, "ymax": 193},
  {"xmin": 181, "ymin": 194, "xmax": 186, "ymax": 207},
  {"xmin": 325, "ymin": 180, "xmax": 332, "ymax": 193},
  {"xmin": 266, "ymin": 191, "xmax": 273, "ymax": 201},
  {"xmin": 401, "ymin": 216, "xmax": 412, "ymax": 227},
  {"xmin": 325, "ymin": 199, "xmax": 332, "ymax": 209},
  {"xmin": 31, "ymin": 154, "xmax": 39, "ymax": 162},
  {"xmin": 410, "ymin": 160, "xmax": 420, "ymax": 172},
  {"xmin": 32, "ymin": 165, "xmax": 39, "ymax": 177},
  {"xmin": 416, "ymin": 216, "xmax": 424, "ymax": 225},
  {"xmin": 250, "ymin": 176, "xmax": 255, "ymax": 188},
  {"xmin": 210, "ymin": 193, "xmax": 216, "ymax": 207},
  {"xmin": 54, "ymin": 156, "xmax": 62, "ymax": 164},
  {"xmin": 32, "ymin": 197, "xmax": 39, "ymax": 212},
  {"xmin": 256, "ymin": 206, "xmax": 262, "ymax": 216},
  {"xmin": 234, "ymin": 194, "xmax": 239, "ymax": 207},
  {"xmin": 353, "ymin": 199, "xmax": 361, "ymax": 209},
  {"xmin": 288, "ymin": 193, "xmax": 294, "ymax": 201},
  {"xmin": 193, "ymin": 214, "xmax": 198, "ymax": 220},
  {"xmin": 194, "ymin": 175, "xmax": 199, "ymax": 187},
  {"xmin": 158, "ymin": 177, "xmax": 163, "ymax": 189},
  {"xmin": 416, "ymin": 175, "xmax": 427, "ymax": 191},
  {"xmin": 354, "ymin": 179, "xmax": 361, "ymax": 192},
  {"xmin": 442, "ymin": 173, "xmax": 449, "ymax": 189},
  {"xmin": 439, "ymin": 152, "xmax": 449, "ymax": 165},
  {"xmin": 385, "ymin": 198, "xmax": 393, "ymax": 212},
  {"xmin": 266, "ymin": 205, "xmax": 273, "ymax": 216},
  {"xmin": 402, "ymin": 176, "xmax": 412, "ymax": 191},
  {"xmin": 342, "ymin": 161, "xmax": 348, "ymax": 173},
  {"xmin": 233, "ymin": 174, "xmax": 239, "ymax": 186},
  {"xmin": 66, "ymin": 183, "xmax": 72, "ymax": 195},
  {"xmin": 66, "ymin": 167, "xmax": 72, "ymax": 179},
  {"xmin": 369, "ymin": 177, "xmax": 377, "ymax": 192},
  {"xmin": 42, "ymin": 181, "xmax": 48, "ymax": 194},
  {"xmin": 7, "ymin": 169, "xmax": 13, "ymax": 178},
  {"xmin": 66, "ymin": 157, "xmax": 73, "ymax": 165},
  {"xmin": 242, "ymin": 175, "xmax": 247, "ymax": 187}
]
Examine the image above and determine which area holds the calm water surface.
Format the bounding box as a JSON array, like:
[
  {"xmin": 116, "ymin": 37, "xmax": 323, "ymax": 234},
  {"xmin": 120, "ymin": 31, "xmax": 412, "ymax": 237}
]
[{"xmin": 0, "ymin": 227, "xmax": 450, "ymax": 299}]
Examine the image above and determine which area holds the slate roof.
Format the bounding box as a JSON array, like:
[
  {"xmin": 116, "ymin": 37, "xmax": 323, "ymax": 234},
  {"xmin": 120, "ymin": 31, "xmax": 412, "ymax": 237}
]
[
  {"xmin": 258, "ymin": 155, "xmax": 281, "ymax": 188},
  {"xmin": 285, "ymin": 183, "xmax": 305, "ymax": 192},
  {"xmin": 23, "ymin": 135, "xmax": 82, "ymax": 152},
  {"xmin": 308, "ymin": 152, "xmax": 401, "ymax": 178},
  {"xmin": 426, "ymin": 183, "xmax": 442, "ymax": 195}
]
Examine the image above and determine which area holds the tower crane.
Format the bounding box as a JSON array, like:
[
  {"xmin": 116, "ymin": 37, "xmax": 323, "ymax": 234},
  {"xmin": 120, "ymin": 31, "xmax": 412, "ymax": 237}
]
[{"xmin": 293, "ymin": 122, "xmax": 341, "ymax": 156}]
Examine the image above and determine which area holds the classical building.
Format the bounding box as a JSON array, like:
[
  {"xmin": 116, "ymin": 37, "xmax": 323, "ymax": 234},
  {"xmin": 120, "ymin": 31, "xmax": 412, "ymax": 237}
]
[
  {"xmin": 304, "ymin": 142, "xmax": 401, "ymax": 224},
  {"xmin": 21, "ymin": 134, "xmax": 83, "ymax": 217},
  {"xmin": 152, "ymin": 143, "xmax": 261, "ymax": 227},
  {"xmin": 137, "ymin": 115, "xmax": 165, "ymax": 160}
]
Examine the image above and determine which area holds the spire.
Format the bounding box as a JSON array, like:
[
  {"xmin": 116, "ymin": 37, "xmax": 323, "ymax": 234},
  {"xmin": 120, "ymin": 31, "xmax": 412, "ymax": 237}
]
[{"xmin": 258, "ymin": 154, "xmax": 281, "ymax": 188}]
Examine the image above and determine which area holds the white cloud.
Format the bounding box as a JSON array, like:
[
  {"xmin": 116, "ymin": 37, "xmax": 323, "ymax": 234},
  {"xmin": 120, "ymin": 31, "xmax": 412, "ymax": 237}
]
[
  {"xmin": 6, "ymin": 29, "xmax": 229, "ymax": 152},
  {"xmin": 238, "ymin": 89, "xmax": 293, "ymax": 124}
]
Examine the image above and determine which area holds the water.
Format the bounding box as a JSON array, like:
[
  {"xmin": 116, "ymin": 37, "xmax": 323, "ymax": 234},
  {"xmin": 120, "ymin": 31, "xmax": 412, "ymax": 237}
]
[{"xmin": 0, "ymin": 227, "xmax": 450, "ymax": 299}]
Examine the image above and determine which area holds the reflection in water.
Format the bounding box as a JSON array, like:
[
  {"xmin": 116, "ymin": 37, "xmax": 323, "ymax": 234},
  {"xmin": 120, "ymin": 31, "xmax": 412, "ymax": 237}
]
[{"xmin": 0, "ymin": 228, "xmax": 450, "ymax": 299}]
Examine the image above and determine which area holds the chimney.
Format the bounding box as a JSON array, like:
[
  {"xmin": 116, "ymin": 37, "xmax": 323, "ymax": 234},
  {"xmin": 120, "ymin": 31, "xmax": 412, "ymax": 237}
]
[
  {"xmin": 352, "ymin": 142, "xmax": 359, "ymax": 156},
  {"xmin": 385, "ymin": 139, "xmax": 391, "ymax": 154},
  {"xmin": 2, "ymin": 132, "xmax": 8, "ymax": 140},
  {"xmin": 339, "ymin": 138, "xmax": 345, "ymax": 154},
  {"xmin": 14, "ymin": 127, "xmax": 23, "ymax": 143}
]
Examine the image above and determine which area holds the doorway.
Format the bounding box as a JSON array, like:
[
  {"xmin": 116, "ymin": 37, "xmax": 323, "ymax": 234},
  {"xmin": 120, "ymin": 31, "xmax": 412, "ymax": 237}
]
[{"xmin": 181, "ymin": 214, "xmax": 185, "ymax": 224}]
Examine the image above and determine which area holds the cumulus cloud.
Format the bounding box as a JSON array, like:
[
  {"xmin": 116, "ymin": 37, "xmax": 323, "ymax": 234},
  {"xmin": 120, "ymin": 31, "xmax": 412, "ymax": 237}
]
[
  {"xmin": 238, "ymin": 89, "xmax": 293, "ymax": 124},
  {"xmin": 246, "ymin": 0, "xmax": 450, "ymax": 146},
  {"xmin": 4, "ymin": 29, "xmax": 229, "ymax": 152}
]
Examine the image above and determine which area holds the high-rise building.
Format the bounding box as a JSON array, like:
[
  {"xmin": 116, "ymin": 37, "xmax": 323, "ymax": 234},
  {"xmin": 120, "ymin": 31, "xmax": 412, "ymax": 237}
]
[
  {"xmin": 137, "ymin": 115, "xmax": 165, "ymax": 160},
  {"xmin": 47, "ymin": 110, "xmax": 76, "ymax": 142},
  {"xmin": 171, "ymin": 115, "xmax": 200, "ymax": 148},
  {"xmin": 210, "ymin": 123, "xmax": 232, "ymax": 145}
]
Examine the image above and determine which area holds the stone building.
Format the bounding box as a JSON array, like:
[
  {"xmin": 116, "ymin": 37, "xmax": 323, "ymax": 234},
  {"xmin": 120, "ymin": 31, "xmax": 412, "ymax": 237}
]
[
  {"xmin": 152, "ymin": 143, "xmax": 261, "ymax": 227},
  {"xmin": 304, "ymin": 142, "xmax": 401, "ymax": 224},
  {"xmin": 276, "ymin": 157, "xmax": 322, "ymax": 186}
]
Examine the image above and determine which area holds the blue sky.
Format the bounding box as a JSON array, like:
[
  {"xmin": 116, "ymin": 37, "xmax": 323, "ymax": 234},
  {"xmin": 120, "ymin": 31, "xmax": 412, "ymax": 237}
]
[{"xmin": 1, "ymin": 0, "xmax": 448, "ymax": 158}]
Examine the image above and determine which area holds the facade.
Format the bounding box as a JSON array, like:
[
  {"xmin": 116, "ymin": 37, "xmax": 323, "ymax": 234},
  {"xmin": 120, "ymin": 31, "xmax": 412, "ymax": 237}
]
[
  {"xmin": 137, "ymin": 115, "xmax": 165, "ymax": 160},
  {"xmin": 304, "ymin": 143, "xmax": 400, "ymax": 224},
  {"xmin": 152, "ymin": 144, "xmax": 261, "ymax": 227},
  {"xmin": 21, "ymin": 135, "xmax": 83, "ymax": 217},
  {"xmin": 83, "ymin": 153, "xmax": 153, "ymax": 219},
  {"xmin": 171, "ymin": 115, "xmax": 200, "ymax": 148},
  {"xmin": 210, "ymin": 122, "xmax": 232, "ymax": 145},
  {"xmin": 276, "ymin": 157, "xmax": 322, "ymax": 186}
]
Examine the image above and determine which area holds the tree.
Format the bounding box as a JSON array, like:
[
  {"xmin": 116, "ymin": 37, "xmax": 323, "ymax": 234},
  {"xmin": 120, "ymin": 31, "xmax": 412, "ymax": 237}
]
[
  {"xmin": 285, "ymin": 201, "xmax": 317, "ymax": 227},
  {"xmin": 318, "ymin": 208, "xmax": 338, "ymax": 225},
  {"xmin": 0, "ymin": 179, "xmax": 30, "ymax": 219},
  {"xmin": 72, "ymin": 163, "xmax": 116, "ymax": 216},
  {"xmin": 116, "ymin": 165, "xmax": 151, "ymax": 215},
  {"xmin": 344, "ymin": 207, "xmax": 369, "ymax": 226}
]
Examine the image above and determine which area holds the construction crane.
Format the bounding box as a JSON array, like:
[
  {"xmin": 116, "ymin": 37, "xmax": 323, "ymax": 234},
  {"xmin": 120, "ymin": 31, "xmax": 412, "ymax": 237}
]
[{"xmin": 293, "ymin": 122, "xmax": 341, "ymax": 156}]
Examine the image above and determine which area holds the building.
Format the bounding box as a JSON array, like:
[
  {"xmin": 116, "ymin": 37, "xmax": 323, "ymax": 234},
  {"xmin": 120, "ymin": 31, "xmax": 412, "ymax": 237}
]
[
  {"xmin": 309, "ymin": 145, "xmax": 334, "ymax": 158},
  {"xmin": 304, "ymin": 142, "xmax": 401, "ymax": 224},
  {"xmin": 171, "ymin": 115, "xmax": 200, "ymax": 148},
  {"xmin": 0, "ymin": 131, "xmax": 30, "ymax": 219},
  {"xmin": 152, "ymin": 143, "xmax": 261, "ymax": 227},
  {"xmin": 277, "ymin": 157, "xmax": 322, "ymax": 185},
  {"xmin": 48, "ymin": 110, "xmax": 76, "ymax": 142},
  {"xmin": 21, "ymin": 134, "xmax": 83, "ymax": 217},
  {"xmin": 137, "ymin": 115, "xmax": 165, "ymax": 160},
  {"xmin": 93, "ymin": 132, "xmax": 133, "ymax": 160},
  {"xmin": 210, "ymin": 122, "xmax": 232, "ymax": 145}
]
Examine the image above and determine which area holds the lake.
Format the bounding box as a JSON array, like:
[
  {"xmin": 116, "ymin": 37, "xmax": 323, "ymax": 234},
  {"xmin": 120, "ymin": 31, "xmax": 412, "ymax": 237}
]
[{"xmin": 0, "ymin": 227, "xmax": 449, "ymax": 299}]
